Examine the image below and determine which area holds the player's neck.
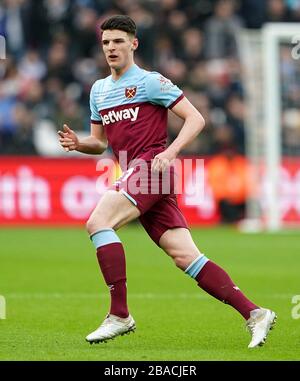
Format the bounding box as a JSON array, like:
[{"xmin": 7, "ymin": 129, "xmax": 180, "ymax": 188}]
[{"xmin": 111, "ymin": 62, "xmax": 135, "ymax": 81}]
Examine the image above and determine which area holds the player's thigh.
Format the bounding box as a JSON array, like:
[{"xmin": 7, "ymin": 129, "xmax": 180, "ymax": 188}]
[
  {"xmin": 86, "ymin": 190, "xmax": 140, "ymax": 234},
  {"xmin": 159, "ymin": 228, "xmax": 202, "ymax": 270}
]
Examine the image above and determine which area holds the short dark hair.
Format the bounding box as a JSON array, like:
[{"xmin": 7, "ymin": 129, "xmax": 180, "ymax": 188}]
[{"xmin": 101, "ymin": 15, "xmax": 136, "ymax": 36}]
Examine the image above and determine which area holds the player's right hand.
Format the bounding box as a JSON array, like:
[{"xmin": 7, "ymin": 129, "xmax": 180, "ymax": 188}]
[{"xmin": 58, "ymin": 124, "xmax": 79, "ymax": 152}]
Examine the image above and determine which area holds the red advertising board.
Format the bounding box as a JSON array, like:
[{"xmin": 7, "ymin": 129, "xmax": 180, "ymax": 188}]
[{"xmin": 0, "ymin": 156, "xmax": 299, "ymax": 226}]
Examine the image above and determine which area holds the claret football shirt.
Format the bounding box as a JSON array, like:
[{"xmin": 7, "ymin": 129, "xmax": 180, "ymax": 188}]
[{"xmin": 90, "ymin": 64, "xmax": 184, "ymax": 168}]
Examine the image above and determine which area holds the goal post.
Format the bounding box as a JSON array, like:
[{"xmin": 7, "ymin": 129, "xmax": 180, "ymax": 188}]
[{"xmin": 239, "ymin": 23, "xmax": 300, "ymax": 231}]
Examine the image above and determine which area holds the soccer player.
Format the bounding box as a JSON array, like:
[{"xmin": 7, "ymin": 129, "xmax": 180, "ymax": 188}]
[{"xmin": 58, "ymin": 15, "xmax": 276, "ymax": 348}]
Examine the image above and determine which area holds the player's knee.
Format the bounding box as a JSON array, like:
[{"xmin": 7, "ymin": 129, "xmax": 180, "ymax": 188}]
[
  {"xmin": 86, "ymin": 214, "xmax": 113, "ymax": 235},
  {"xmin": 169, "ymin": 249, "xmax": 200, "ymax": 271},
  {"xmin": 86, "ymin": 217, "xmax": 97, "ymax": 235},
  {"xmin": 86, "ymin": 218, "xmax": 94, "ymax": 235},
  {"xmin": 173, "ymin": 256, "xmax": 187, "ymax": 270},
  {"xmin": 170, "ymin": 251, "xmax": 192, "ymax": 270}
]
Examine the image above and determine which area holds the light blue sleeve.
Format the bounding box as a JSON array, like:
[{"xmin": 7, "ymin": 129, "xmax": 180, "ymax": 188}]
[
  {"xmin": 144, "ymin": 72, "xmax": 183, "ymax": 108},
  {"xmin": 90, "ymin": 81, "xmax": 102, "ymax": 123}
]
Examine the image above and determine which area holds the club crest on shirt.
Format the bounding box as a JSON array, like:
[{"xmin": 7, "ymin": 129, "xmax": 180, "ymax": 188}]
[{"xmin": 125, "ymin": 86, "xmax": 137, "ymax": 99}]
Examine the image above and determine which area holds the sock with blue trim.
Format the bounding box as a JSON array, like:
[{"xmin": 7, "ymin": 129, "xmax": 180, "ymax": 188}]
[
  {"xmin": 91, "ymin": 229, "xmax": 129, "ymax": 318},
  {"xmin": 186, "ymin": 256, "xmax": 258, "ymax": 320}
]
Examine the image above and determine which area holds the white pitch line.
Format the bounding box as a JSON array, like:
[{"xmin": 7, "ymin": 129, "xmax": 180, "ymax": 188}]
[
  {"xmin": 4, "ymin": 292, "xmax": 295, "ymax": 299},
  {"xmin": 4, "ymin": 293, "xmax": 208, "ymax": 300}
]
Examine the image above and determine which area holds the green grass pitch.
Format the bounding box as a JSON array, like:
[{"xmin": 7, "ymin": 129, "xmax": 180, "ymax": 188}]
[{"xmin": 0, "ymin": 225, "xmax": 299, "ymax": 360}]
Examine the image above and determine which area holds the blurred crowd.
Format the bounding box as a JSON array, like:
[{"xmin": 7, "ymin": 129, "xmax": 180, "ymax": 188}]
[{"xmin": 0, "ymin": 0, "xmax": 300, "ymax": 157}]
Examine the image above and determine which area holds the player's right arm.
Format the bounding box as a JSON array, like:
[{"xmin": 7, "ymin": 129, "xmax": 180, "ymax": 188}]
[
  {"xmin": 58, "ymin": 123, "xmax": 107, "ymax": 154},
  {"xmin": 58, "ymin": 80, "xmax": 108, "ymax": 154}
]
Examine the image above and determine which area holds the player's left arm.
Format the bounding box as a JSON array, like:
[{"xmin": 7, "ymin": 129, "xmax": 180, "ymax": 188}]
[{"xmin": 152, "ymin": 97, "xmax": 205, "ymax": 172}]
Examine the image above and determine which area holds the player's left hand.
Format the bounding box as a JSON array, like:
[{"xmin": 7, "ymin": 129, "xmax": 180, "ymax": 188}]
[{"xmin": 151, "ymin": 149, "xmax": 176, "ymax": 173}]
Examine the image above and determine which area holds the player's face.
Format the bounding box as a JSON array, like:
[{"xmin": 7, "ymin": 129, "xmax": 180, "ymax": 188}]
[{"xmin": 102, "ymin": 29, "xmax": 137, "ymax": 71}]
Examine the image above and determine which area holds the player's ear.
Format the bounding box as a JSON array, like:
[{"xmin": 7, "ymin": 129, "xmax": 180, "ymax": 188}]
[{"xmin": 132, "ymin": 37, "xmax": 138, "ymax": 51}]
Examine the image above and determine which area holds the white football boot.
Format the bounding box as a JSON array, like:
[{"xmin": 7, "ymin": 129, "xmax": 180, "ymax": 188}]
[
  {"xmin": 246, "ymin": 308, "xmax": 277, "ymax": 348},
  {"xmin": 86, "ymin": 314, "xmax": 136, "ymax": 344}
]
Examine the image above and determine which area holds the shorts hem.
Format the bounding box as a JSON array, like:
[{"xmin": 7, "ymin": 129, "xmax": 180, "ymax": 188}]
[{"xmin": 120, "ymin": 189, "xmax": 138, "ymax": 207}]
